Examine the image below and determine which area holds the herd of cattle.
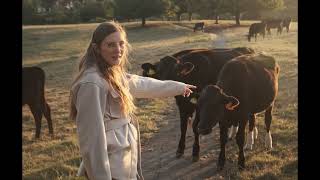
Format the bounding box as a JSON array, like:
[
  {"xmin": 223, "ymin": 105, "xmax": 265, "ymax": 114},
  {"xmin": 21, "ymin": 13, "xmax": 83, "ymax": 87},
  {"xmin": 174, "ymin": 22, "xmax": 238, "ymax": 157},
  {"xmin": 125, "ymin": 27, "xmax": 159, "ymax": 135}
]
[
  {"xmin": 23, "ymin": 22, "xmax": 281, "ymax": 171},
  {"xmin": 142, "ymin": 47, "xmax": 279, "ymax": 170},
  {"xmin": 248, "ymin": 17, "xmax": 292, "ymax": 42},
  {"xmin": 193, "ymin": 17, "xmax": 292, "ymax": 42}
]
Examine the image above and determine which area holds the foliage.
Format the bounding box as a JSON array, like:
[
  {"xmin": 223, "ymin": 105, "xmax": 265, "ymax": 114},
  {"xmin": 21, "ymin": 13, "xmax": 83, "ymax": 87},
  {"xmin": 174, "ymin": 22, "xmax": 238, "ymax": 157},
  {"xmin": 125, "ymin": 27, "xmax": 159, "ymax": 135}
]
[{"xmin": 79, "ymin": 1, "xmax": 106, "ymax": 22}]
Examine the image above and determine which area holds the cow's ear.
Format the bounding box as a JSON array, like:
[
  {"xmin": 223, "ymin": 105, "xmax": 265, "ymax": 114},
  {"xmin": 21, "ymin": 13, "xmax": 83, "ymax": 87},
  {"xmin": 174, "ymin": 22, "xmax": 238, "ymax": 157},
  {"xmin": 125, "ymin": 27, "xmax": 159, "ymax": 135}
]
[
  {"xmin": 223, "ymin": 95, "xmax": 240, "ymax": 111},
  {"xmin": 179, "ymin": 62, "xmax": 195, "ymax": 76},
  {"xmin": 141, "ymin": 63, "xmax": 153, "ymax": 70}
]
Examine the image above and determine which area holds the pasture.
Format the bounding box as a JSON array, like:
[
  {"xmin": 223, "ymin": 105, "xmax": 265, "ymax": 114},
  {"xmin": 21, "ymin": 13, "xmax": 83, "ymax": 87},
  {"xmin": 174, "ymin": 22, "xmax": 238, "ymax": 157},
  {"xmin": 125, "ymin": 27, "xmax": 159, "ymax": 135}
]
[{"xmin": 22, "ymin": 20, "xmax": 297, "ymax": 179}]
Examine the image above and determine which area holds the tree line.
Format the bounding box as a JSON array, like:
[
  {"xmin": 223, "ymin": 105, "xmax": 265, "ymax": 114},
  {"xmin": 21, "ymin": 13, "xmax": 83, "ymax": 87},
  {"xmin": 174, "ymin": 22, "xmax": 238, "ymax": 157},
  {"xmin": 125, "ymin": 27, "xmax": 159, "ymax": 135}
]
[{"xmin": 23, "ymin": 0, "xmax": 292, "ymax": 26}]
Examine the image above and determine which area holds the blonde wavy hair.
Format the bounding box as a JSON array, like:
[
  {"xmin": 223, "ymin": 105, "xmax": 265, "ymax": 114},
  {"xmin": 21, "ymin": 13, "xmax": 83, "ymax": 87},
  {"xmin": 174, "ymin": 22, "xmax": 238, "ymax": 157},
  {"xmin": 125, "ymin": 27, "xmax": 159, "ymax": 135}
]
[{"xmin": 69, "ymin": 21, "xmax": 136, "ymax": 120}]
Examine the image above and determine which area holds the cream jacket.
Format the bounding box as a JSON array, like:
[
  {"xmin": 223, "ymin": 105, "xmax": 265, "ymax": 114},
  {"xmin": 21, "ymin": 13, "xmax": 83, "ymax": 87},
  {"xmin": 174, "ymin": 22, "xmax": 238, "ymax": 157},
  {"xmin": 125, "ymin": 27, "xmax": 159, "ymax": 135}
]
[{"xmin": 71, "ymin": 66, "xmax": 187, "ymax": 180}]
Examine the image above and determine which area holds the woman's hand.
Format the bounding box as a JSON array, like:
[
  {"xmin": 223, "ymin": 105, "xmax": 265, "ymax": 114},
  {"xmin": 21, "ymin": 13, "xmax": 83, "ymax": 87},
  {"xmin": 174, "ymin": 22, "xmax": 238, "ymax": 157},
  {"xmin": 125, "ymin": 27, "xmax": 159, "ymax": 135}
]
[{"xmin": 183, "ymin": 84, "xmax": 197, "ymax": 97}]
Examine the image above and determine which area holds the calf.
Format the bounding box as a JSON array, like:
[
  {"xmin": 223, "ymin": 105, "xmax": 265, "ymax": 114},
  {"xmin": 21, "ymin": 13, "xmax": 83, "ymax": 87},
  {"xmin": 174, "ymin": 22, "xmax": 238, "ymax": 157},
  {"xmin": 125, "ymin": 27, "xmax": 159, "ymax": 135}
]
[
  {"xmin": 142, "ymin": 47, "xmax": 255, "ymax": 161},
  {"xmin": 23, "ymin": 67, "xmax": 53, "ymax": 139},
  {"xmin": 197, "ymin": 53, "xmax": 279, "ymax": 170},
  {"xmin": 248, "ymin": 22, "xmax": 266, "ymax": 42},
  {"xmin": 194, "ymin": 22, "xmax": 205, "ymax": 32}
]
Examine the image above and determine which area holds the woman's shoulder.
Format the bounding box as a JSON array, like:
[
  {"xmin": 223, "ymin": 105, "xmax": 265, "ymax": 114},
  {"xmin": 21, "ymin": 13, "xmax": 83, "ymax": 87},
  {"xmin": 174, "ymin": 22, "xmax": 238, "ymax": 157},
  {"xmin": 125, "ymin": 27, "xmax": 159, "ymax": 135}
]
[{"xmin": 74, "ymin": 68, "xmax": 109, "ymax": 91}]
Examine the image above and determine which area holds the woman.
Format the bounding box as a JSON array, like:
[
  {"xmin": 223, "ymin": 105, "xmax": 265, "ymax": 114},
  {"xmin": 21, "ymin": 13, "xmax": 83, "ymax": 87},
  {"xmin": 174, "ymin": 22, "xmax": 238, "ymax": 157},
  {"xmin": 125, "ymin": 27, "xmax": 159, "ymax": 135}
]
[{"xmin": 69, "ymin": 21, "xmax": 196, "ymax": 180}]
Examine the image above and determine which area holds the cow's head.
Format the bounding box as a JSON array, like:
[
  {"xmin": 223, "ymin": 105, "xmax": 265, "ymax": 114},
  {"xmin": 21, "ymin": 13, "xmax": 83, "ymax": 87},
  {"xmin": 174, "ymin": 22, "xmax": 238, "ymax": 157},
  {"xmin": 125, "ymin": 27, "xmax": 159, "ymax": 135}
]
[
  {"xmin": 159, "ymin": 55, "xmax": 197, "ymax": 80},
  {"xmin": 197, "ymin": 85, "xmax": 240, "ymax": 135},
  {"xmin": 141, "ymin": 62, "xmax": 159, "ymax": 79}
]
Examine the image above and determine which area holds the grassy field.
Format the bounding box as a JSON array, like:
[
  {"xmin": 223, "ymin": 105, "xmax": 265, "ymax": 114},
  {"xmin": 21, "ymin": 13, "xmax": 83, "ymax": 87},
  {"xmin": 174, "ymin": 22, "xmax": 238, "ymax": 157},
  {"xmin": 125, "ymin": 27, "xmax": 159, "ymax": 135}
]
[{"xmin": 22, "ymin": 20, "xmax": 297, "ymax": 179}]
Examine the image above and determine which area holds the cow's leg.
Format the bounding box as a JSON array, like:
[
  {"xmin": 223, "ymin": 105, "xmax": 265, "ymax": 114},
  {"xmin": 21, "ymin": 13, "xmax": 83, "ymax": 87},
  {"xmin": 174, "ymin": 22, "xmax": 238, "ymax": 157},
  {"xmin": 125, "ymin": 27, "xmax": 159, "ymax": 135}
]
[
  {"xmin": 192, "ymin": 110, "xmax": 200, "ymax": 162},
  {"xmin": 255, "ymin": 34, "xmax": 257, "ymax": 42},
  {"xmin": 244, "ymin": 114, "xmax": 257, "ymax": 150},
  {"xmin": 176, "ymin": 112, "xmax": 188, "ymax": 158},
  {"xmin": 30, "ymin": 104, "xmax": 43, "ymax": 139},
  {"xmin": 217, "ymin": 121, "xmax": 228, "ymax": 171},
  {"xmin": 264, "ymin": 105, "xmax": 273, "ymax": 149},
  {"xmin": 236, "ymin": 117, "xmax": 248, "ymax": 170},
  {"xmin": 43, "ymin": 102, "xmax": 54, "ymax": 138}
]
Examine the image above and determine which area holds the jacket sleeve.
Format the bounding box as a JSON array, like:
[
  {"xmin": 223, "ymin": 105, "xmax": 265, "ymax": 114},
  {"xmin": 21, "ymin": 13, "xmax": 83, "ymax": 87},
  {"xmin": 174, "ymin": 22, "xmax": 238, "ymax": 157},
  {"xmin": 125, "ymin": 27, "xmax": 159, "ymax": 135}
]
[
  {"xmin": 127, "ymin": 74, "xmax": 186, "ymax": 98},
  {"xmin": 74, "ymin": 82, "xmax": 112, "ymax": 180}
]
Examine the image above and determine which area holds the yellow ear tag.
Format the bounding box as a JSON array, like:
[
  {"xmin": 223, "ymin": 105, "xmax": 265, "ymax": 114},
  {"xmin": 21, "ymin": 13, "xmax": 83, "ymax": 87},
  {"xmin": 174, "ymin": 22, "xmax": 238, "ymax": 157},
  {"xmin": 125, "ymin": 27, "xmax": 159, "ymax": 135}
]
[
  {"xmin": 190, "ymin": 97, "xmax": 197, "ymax": 104},
  {"xmin": 148, "ymin": 69, "xmax": 156, "ymax": 75}
]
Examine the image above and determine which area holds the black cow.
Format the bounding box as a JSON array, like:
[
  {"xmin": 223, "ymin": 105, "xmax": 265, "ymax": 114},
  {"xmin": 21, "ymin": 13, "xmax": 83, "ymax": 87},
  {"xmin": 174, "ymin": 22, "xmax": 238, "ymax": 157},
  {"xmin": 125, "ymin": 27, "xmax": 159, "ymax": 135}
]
[
  {"xmin": 23, "ymin": 67, "xmax": 53, "ymax": 139},
  {"xmin": 194, "ymin": 22, "xmax": 205, "ymax": 32},
  {"xmin": 142, "ymin": 47, "xmax": 255, "ymax": 162},
  {"xmin": 248, "ymin": 22, "xmax": 266, "ymax": 42},
  {"xmin": 141, "ymin": 48, "xmax": 208, "ymax": 79},
  {"xmin": 282, "ymin": 17, "xmax": 292, "ymax": 33},
  {"xmin": 263, "ymin": 19, "xmax": 283, "ymax": 35},
  {"xmin": 197, "ymin": 53, "xmax": 280, "ymax": 170}
]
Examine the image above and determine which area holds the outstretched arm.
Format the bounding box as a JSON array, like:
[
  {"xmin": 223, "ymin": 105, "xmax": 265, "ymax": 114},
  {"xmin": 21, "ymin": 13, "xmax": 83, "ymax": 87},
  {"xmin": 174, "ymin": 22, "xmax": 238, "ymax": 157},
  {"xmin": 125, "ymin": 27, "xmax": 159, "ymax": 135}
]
[{"xmin": 127, "ymin": 74, "xmax": 196, "ymax": 98}]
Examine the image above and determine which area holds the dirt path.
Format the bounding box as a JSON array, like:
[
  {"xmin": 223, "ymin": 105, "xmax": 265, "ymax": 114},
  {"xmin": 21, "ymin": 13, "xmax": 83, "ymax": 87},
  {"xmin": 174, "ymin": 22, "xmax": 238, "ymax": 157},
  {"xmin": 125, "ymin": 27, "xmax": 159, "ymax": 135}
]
[{"xmin": 141, "ymin": 99, "xmax": 238, "ymax": 180}]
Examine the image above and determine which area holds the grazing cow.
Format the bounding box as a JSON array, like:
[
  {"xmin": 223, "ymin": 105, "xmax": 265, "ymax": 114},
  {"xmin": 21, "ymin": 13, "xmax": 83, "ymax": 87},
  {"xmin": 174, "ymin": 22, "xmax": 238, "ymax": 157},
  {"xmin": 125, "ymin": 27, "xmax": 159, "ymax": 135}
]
[
  {"xmin": 197, "ymin": 53, "xmax": 280, "ymax": 170},
  {"xmin": 194, "ymin": 22, "xmax": 205, "ymax": 32},
  {"xmin": 263, "ymin": 19, "xmax": 283, "ymax": 35},
  {"xmin": 282, "ymin": 17, "xmax": 292, "ymax": 33},
  {"xmin": 23, "ymin": 67, "xmax": 53, "ymax": 139},
  {"xmin": 248, "ymin": 22, "xmax": 267, "ymax": 42},
  {"xmin": 142, "ymin": 47, "xmax": 255, "ymax": 162}
]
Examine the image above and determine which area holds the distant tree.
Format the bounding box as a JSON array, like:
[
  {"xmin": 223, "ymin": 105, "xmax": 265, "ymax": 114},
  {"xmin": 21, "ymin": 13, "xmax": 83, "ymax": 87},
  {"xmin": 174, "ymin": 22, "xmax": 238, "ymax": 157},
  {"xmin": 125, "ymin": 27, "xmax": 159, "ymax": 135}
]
[
  {"xmin": 23, "ymin": 0, "xmax": 37, "ymax": 19},
  {"xmin": 197, "ymin": 0, "xmax": 224, "ymax": 23},
  {"xmin": 185, "ymin": 0, "xmax": 201, "ymax": 21},
  {"xmin": 80, "ymin": 1, "xmax": 106, "ymax": 22},
  {"xmin": 40, "ymin": 0, "xmax": 58, "ymax": 12},
  {"xmin": 114, "ymin": 0, "xmax": 139, "ymax": 21},
  {"xmin": 225, "ymin": 0, "xmax": 284, "ymax": 25},
  {"xmin": 136, "ymin": 0, "xmax": 166, "ymax": 26},
  {"xmin": 172, "ymin": 0, "xmax": 188, "ymax": 21},
  {"xmin": 161, "ymin": 0, "xmax": 178, "ymax": 20},
  {"xmin": 114, "ymin": 0, "xmax": 166, "ymax": 26}
]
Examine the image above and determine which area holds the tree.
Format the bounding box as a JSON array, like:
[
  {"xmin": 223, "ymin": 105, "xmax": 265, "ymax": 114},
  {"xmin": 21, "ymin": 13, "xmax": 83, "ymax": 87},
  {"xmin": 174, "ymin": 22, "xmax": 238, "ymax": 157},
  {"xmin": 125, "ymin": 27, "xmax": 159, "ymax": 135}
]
[
  {"xmin": 80, "ymin": 1, "xmax": 106, "ymax": 22},
  {"xmin": 161, "ymin": 0, "xmax": 178, "ymax": 20},
  {"xmin": 225, "ymin": 0, "xmax": 284, "ymax": 25},
  {"xmin": 136, "ymin": 0, "xmax": 166, "ymax": 26},
  {"xmin": 114, "ymin": 0, "xmax": 139, "ymax": 21},
  {"xmin": 197, "ymin": 0, "xmax": 224, "ymax": 23},
  {"xmin": 115, "ymin": 0, "xmax": 166, "ymax": 26},
  {"xmin": 185, "ymin": 0, "xmax": 200, "ymax": 21},
  {"xmin": 41, "ymin": 0, "xmax": 58, "ymax": 12},
  {"xmin": 172, "ymin": 0, "xmax": 188, "ymax": 21},
  {"xmin": 171, "ymin": 0, "xmax": 200, "ymax": 21}
]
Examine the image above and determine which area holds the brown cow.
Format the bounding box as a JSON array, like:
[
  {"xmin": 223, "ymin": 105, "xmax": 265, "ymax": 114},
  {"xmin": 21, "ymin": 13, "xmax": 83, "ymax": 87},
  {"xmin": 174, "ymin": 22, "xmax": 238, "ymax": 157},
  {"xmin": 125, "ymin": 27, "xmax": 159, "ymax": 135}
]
[
  {"xmin": 23, "ymin": 67, "xmax": 53, "ymax": 139},
  {"xmin": 197, "ymin": 53, "xmax": 279, "ymax": 170}
]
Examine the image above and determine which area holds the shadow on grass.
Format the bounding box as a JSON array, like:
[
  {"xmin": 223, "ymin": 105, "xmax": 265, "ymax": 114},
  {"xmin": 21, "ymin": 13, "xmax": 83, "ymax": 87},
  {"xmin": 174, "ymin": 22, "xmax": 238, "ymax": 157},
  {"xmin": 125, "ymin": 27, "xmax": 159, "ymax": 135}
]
[{"xmin": 24, "ymin": 157, "xmax": 83, "ymax": 180}]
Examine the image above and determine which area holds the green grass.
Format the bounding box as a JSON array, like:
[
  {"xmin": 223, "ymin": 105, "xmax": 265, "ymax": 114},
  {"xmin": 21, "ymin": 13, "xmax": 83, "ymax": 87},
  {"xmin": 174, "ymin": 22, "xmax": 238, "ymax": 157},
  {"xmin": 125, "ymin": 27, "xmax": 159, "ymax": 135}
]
[{"xmin": 22, "ymin": 20, "xmax": 297, "ymax": 179}]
